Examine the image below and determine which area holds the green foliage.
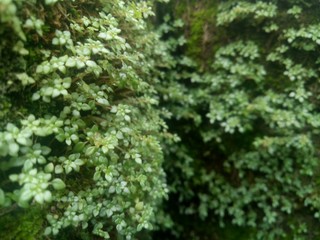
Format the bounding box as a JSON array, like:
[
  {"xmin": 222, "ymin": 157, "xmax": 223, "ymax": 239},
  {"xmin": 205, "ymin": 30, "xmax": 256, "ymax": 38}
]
[
  {"xmin": 156, "ymin": 0, "xmax": 320, "ymax": 239},
  {"xmin": 0, "ymin": 207, "xmax": 44, "ymax": 240},
  {"xmin": 4, "ymin": 0, "xmax": 320, "ymax": 239},
  {"xmin": 0, "ymin": 0, "xmax": 169, "ymax": 239}
]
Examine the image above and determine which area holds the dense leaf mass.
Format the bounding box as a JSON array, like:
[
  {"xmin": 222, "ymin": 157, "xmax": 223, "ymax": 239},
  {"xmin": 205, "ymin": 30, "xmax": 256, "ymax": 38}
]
[
  {"xmin": 156, "ymin": 0, "xmax": 320, "ymax": 239},
  {"xmin": 0, "ymin": 0, "xmax": 169, "ymax": 239},
  {"xmin": 2, "ymin": 0, "xmax": 320, "ymax": 239}
]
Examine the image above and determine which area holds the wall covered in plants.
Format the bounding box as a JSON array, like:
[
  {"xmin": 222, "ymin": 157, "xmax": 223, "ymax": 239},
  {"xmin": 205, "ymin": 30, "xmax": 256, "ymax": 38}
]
[
  {"xmin": 155, "ymin": 0, "xmax": 320, "ymax": 239},
  {"xmin": 2, "ymin": 0, "xmax": 320, "ymax": 239}
]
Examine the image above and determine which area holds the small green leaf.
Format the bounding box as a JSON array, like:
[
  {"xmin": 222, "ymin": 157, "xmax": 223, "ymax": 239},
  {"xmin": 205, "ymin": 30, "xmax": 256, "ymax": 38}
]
[
  {"xmin": 66, "ymin": 58, "xmax": 76, "ymax": 67},
  {"xmin": 73, "ymin": 142, "xmax": 86, "ymax": 153},
  {"xmin": 20, "ymin": 190, "xmax": 33, "ymax": 202},
  {"xmin": 55, "ymin": 165, "xmax": 64, "ymax": 174},
  {"xmin": 0, "ymin": 189, "xmax": 5, "ymax": 205},
  {"xmin": 52, "ymin": 178, "xmax": 66, "ymax": 190},
  {"xmin": 8, "ymin": 142, "xmax": 19, "ymax": 155},
  {"xmin": 45, "ymin": 163, "xmax": 54, "ymax": 173},
  {"xmin": 44, "ymin": 227, "xmax": 52, "ymax": 235},
  {"xmin": 85, "ymin": 146, "xmax": 96, "ymax": 156}
]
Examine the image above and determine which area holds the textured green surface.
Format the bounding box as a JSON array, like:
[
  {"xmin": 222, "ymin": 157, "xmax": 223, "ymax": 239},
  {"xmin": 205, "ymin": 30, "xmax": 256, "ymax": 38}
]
[
  {"xmin": 155, "ymin": 0, "xmax": 320, "ymax": 239},
  {"xmin": 0, "ymin": 0, "xmax": 169, "ymax": 239},
  {"xmin": 3, "ymin": 0, "xmax": 320, "ymax": 239},
  {"xmin": 0, "ymin": 207, "xmax": 44, "ymax": 240}
]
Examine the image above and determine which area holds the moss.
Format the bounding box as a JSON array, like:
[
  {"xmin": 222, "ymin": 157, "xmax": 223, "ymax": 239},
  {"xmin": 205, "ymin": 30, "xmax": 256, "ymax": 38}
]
[
  {"xmin": 0, "ymin": 207, "xmax": 45, "ymax": 240},
  {"xmin": 174, "ymin": 0, "xmax": 220, "ymax": 69},
  {"xmin": 216, "ymin": 225, "xmax": 255, "ymax": 240}
]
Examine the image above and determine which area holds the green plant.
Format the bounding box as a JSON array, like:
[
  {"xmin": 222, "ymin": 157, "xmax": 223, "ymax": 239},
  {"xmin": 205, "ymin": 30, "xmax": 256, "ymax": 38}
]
[
  {"xmin": 156, "ymin": 0, "xmax": 320, "ymax": 239},
  {"xmin": 0, "ymin": 0, "xmax": 169, "ymax": 239}
]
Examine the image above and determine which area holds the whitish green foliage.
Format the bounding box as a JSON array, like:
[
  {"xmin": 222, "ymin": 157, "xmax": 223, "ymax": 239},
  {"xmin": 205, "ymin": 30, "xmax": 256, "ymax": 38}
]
[
  {"xmin": 158, "ymin": 0, "xmax": 320, "ymax": 239},
  {"xmin": 0, "ymin": 0, "xmax": 168, "ymax": 239}
]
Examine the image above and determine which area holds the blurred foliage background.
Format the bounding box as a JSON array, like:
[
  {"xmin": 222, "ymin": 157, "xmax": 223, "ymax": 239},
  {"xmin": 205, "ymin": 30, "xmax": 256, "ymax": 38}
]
[{"xmin": 154, "ymin": 0, "xmax": 320, "ymax": 239}]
